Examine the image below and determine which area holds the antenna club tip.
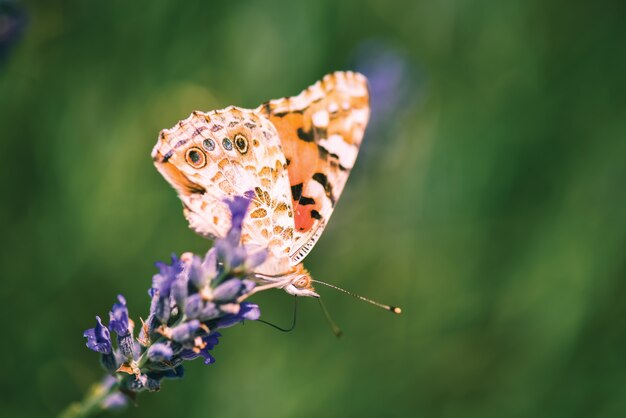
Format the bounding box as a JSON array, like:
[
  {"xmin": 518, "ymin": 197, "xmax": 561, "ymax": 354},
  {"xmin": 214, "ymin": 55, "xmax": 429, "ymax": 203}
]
[{"xmin": 391, "ymin": 306, "xmax": 402, "ymax": 314}]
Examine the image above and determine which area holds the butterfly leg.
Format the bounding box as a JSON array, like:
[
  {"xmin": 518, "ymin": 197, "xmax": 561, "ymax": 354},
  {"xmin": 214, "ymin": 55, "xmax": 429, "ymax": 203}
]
[{"xmin": 236, "ymin": 277, "xmax": 292, "ymax": 303}]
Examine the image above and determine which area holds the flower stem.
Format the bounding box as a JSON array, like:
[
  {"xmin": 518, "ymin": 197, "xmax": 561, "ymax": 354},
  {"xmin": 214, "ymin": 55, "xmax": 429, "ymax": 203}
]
[{"xmin": 58, "ymin": 378, "xmax": 119, "ymax": 418}]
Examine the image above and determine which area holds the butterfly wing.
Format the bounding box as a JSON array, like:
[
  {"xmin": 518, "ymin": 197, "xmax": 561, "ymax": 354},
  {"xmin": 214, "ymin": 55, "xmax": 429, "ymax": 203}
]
[
  {"xmin": 152, "ymin": 107, "xmax": 295, "ymax": 275},
  {"xmin": 257, "ymin": 71, "xmax": 370, "ymax": 264}
]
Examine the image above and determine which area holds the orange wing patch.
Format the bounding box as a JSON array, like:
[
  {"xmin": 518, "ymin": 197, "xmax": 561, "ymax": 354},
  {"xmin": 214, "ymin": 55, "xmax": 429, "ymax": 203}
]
[{"xmin": 257, "ymin": 71, "xmax": 370, "ymax": 264}]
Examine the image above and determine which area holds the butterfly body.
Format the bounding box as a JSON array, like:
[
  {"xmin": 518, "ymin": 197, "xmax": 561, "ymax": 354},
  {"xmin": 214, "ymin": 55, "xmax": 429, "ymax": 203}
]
[{"xmin": 152, "ymin": 72, "xmax": 370, "ymax": 297}]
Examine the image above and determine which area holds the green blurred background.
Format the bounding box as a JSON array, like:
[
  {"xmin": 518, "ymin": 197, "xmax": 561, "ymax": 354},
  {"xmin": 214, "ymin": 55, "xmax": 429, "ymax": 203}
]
[{"xmin": 2, "ymin": 0, "xmax": 625, "ymax": 417}]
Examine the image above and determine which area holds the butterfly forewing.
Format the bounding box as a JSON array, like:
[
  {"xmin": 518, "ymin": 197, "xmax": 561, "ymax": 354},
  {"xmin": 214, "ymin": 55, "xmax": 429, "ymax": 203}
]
[{"xmin": 257, "ymin": 71, "xmax": 370, "ymax": 264}]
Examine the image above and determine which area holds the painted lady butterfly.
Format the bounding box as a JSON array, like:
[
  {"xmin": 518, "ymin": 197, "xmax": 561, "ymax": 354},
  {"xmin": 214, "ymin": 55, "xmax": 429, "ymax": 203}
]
[{"xmin": 152, "ymin": 72, "xmax": 369, "ymax": 299}]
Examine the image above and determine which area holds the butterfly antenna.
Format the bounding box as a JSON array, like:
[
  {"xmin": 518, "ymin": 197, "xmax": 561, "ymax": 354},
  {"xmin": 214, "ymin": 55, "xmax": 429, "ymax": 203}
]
[
  {"xmin": 256, "ymin": 295, "xmax": 298, "ymax": 333},
  {"xmin": 318, "ymin": 297, "xmax": 343, "ymax": 338},
  {"xmin": 312, "ymin": 280, "xmax": 402, "ymax": 314}
]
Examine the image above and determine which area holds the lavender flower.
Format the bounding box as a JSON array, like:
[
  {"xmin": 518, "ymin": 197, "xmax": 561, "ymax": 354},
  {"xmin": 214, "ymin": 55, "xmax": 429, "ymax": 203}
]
[
  {"xmin": 72, "ymin": 194, "xmax": 266, "ymax": 417},
  {"xmin": 180, "ymin": 332, "xmax": 221, "ymax": 364},
  {"xmin": 151, "ymin": 254, "xmax": 184, "ymax": 324},
  {"xmin": 108, "ymin": 295, "xmax": 129, "ymax": 335},
  {"xmin": 353, "ymin": 39, "xmax": 421, "ymax": 127},
  {"xmin": 0, "ymin": 0, "xmax": 27, "ymax": 64},
  {"xmin": 107, "ymin": 295, "xmax": 135, "ymax": 360},
  {"xmin": 147, "ymin": 343, "xmax": 174, "ymax": 362},
  {"xmin": 83, "ymin": 316, "xmax": 118, "ymax": 373},
  {"xmin": 216, "ymin": 196, "xmax": 268, "ymax": 270},
  {"xmin": 352, "ymin": 39, "xmax": 425, "ymax": 163},
  {"xmin": 83, "ymin": 316, "xmax": 112, "ymax": 355}
]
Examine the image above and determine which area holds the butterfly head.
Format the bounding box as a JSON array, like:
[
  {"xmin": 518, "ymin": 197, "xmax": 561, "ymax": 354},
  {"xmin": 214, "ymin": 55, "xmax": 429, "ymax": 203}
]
[
  {"xmin": 255, "ymin": 264, "xmax": 319, "ymax": 298},
  {"xmin": 284, "ymin": 268, "xmax": 319, "ymax": 298}
]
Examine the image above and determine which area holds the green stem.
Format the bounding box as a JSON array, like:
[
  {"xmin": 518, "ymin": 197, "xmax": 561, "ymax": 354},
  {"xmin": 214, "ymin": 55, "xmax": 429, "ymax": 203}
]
[{"xmin": 58, "ymin": 378, "xmax": 120, "ymax": 418}]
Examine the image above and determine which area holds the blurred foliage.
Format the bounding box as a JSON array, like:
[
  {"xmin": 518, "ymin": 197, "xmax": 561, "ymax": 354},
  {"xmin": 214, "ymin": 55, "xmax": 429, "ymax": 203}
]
[{"xmin": 1, "ymin": 0, "xmax": 625, "ymax": 417}]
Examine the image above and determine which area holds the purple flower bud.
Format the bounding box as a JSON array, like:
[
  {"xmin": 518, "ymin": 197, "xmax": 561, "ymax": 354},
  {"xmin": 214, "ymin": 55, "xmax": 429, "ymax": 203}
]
[
  {"xmin": 242, "ymin": 279, "xmax": 256, "ymax": 294},
  {"xmin": 198, "ymin": 302, "xmax": 220, "ymax": 321},
  {"xmin": 154, "ymin": 296, "xmax": 171, "ymax": 324},
  {"xmin": 184, "ymin": 293, "xmax": 203, "ymax": 318},
  {"xmin": 189, "ymin": 250, "xmax": 218, "ymax": 289},
  {"xmin": 108, "ymin": 295, "xmax": 129, "ymax": 336},
  {"xmin": 171, "ymin": 320, "xmax": 201, "ymax": 343},
  {"xmin": 216, "ymin": 240, "xmax": 247, "ymax": 269},
  {"xmin": 203, "ymin": 332, "xmax": 221, "ymax": 350},
  {"xmin": 151, "ymin": 255, "xmax": 186, "ymax": 324},
  {"xmin": 171, "ymin": 274, "xmax": 188, "ymax": 309},
  {"xmin": 241, "ymin": 302, "xmax": 261, "ymax": 320},
  {"xmin": 213, "ymin": 279, "xmax": 243, "ymax": 302},
  {"xmin": 84, "ymin": 316, "xmax": 112, "ymax": 354},
  {"xmin": 184, "ymin": 295, "xmax": 220, "ymax": 321},
  {"xmin": 245, "ymin": 248, "xmax": 268, "ymax": 269},
  {"xmin": 180, "ymin": 332, "xmax": 221, "ymax": 365},
  {"xmin": 215, "ymin": 302, "xmax": 260, "ymax": 329},
  {"xmin": 152, "ymin": 255, "xmax": 183, "ymax": 296},
  {"xmin": 215, "ymin": 196, "xmax": 254, "ymax": 268},
  {"xmin": 225, "ymin": 195, "xmax": 251, "ymax": 242},
  {"xmin": 147, "ymin": 343, "xmax": 174, "ymax": 362},
  {"xmin": 214, "ymin": 197, "xmax": 269, "ymax": 270},
  {"xmin": 117, "ymin": 334, "xmax": 135, "ymax": 360},
  {"xmin": 200, "ymin": 351, "xmax": 216, "ymax": 365},
  {"xmin": 201, "ymin": 249, "xmax": 218, "ymax": 280}
]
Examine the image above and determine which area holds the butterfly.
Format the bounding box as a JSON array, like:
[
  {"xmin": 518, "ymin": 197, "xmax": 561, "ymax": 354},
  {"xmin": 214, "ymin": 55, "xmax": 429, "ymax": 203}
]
[{"xmin": 152, "ymin": 71, "xmax": 369, "ymax": 299}]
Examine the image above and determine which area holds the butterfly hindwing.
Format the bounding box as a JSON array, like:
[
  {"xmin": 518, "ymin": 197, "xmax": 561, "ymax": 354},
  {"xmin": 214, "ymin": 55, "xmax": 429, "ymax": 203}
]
[
  {"xmin": 152, "ymin": 107, "xmax": 294, "ymax": 275},
  {"xmin": 256, "ymin": 71, "xmax": 370, "ymax": 264}
]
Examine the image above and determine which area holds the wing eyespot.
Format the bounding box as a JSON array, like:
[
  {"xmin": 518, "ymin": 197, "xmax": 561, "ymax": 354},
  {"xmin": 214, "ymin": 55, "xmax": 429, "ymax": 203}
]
[
  {"xmin": 185, "ymin": 147, "xmax": 206, "ymax": 168},
  {"xmin": 234, "ymin": 134, "xmax": 249, "ymax": 154},
  {"xmin": 222, "ymin": 137, "xmax": 233, "ymax": 150},
  {"xmin": 202, "ymin": 138, "xmax": 215, "ymax": 152}
]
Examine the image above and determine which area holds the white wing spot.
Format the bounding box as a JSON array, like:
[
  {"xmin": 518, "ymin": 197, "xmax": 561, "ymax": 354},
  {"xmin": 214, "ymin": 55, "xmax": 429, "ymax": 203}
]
[
  {"xmin": 312, "ymin": 110, "xmax": 329, "ymax": 127},
  {"xmin": 318, "ymin": 134, "xmax": 358, "ymax": 169}
]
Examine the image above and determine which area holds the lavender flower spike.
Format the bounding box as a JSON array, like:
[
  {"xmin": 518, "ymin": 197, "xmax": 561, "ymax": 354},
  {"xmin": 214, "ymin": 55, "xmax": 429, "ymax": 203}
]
[{"xmin": 69, "ymin": 193, "xmax": 268, "ymax": 417}]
